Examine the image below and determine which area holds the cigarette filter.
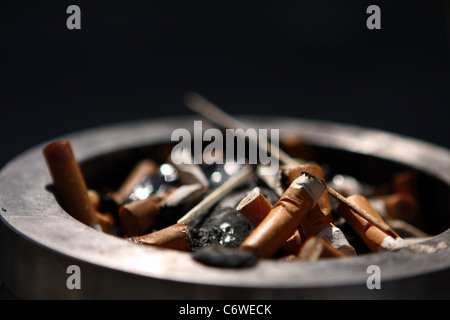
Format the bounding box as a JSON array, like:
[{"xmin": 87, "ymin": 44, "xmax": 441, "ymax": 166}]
[
  {"xmin": 87, "ymin": 189, "xmax": 101, "ymax": 211},
  {"xmin": 43, "ymin": 140, "xmax": 101, "ymax": 230},
  {"xmin": 240, "ymin": 172, "xmax": 325, "ymax": 258},
  {"xmin": 95, "ymin": 211, "xmax": 115, "ymax": 234},
  {"xmin": 338, "ymin": 195, "xmax": 404, "ymax": 252},
  {"xmin": 288, "ymin": 164, "xmax": 333, "ymax": 236},
  {"xmin": 119, "ymin": 195, "xmax": 162, "ymax": 236},
  {"xmin": 236, "ymin": 187, "xmax": 302, "ymax": 254},
  {"xmin": 236, "ymin": 187, "xmax": 273, "ymax": 226},
  {"xmin": 131, "ymin": 222, "xmax": 192, "ymax": 251},
  {"xmin": 289, "ymin": 164, "xmax": 355, "ymax": 255}
]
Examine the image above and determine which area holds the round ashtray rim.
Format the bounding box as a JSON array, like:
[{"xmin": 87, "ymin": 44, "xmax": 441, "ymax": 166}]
[{"xmin": 0, "ymin": 115, "xmax": 449, "ymax": 297}]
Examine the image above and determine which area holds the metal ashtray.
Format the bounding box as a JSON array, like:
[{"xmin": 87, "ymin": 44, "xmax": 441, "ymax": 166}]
[{"xmin": 1, "ymin": 116, "xmax": 449, "ymax": 299}]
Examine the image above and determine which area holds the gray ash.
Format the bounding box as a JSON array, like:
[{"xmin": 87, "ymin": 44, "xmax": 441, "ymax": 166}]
[
  {"xmin": 189, "ymin": 185, "xmax": 279, "ymax": 250},
  {"xmin": 190, "ymin": 207, "xmax": 252, "ymax": 249}
]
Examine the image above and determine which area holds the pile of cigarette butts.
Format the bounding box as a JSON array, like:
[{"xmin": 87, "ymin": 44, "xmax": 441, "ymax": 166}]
[{"xmin": 42, "ymin": 134, "xmax": 436, "ymax": 269}]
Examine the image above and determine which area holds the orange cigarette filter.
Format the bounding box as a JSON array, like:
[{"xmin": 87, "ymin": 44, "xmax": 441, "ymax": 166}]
[
  {"xmin": 43, "ymin": 140, "xmax": 103, "ymax": 230},
  {"xmin": 288, "ymin": 164, "xmax": 332, "ymax": 236},
  {"xmin": 236, "ymin": 187, "xmax": 302, "ymax": 254},
  {"xmin": 289, "ymin": 164, "xmax": 356, "ymax": 256},
  {"xmin": 95, "ymin": 211, "xmax": 115, "ymax": 234},
  {"xmin": 297, "ymin": 236, "xmax": 347, "ymax": 261},
  {"xmin": 119, "ymin": 195, "xmax": 162, "ymax": 236},
  {"xmin": 240, "ymin": 172, "xmax": 325, "ymax": 258},
  {"xmin": 131, "ymin": 222, "xmax": 192, "ymax": 251},
  {"xmin": 88, "ymin": 189, "xmax": 101, "ymax": 211},
  {"xmin": 371, "ymin": 193, "xmax": 421, "ymax": 227},
  {"xmin": 110, "ymin": 159, "xmax": 159, "ymax": 205},
  {"xmin": 338, "ymin": 195, "xmax": 403, "ymax": 252},
  {"xmin": 236, "ymin": 187, "xmax": 273, "ymax": 226}
]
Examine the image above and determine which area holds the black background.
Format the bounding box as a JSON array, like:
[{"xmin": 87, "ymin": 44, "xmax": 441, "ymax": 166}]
[
  {"xmin": 1, "ymin": 0, "xmax": 449, "ymax": 168},
  {"xmin": 0, "ymin": 0, "xmax": 449, "ymax": 300}
]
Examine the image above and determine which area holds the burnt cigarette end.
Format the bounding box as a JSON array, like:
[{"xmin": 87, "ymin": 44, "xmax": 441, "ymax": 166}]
[
  {"xmin": 299, "ymin": 170, "xmax": 318, "ymax": 180},
  {"xmin": 337, "ymin": 195, "xmax": 401, "ymax": 252},
  {"xmin": 131, "ymin": 222, "xmax": 192, "ymax": 251},
  {"xmin": 192, "ymin": 246, "xmax": 259, "ymax": 268},
  {"xmin": 43, "ymin": 140, "xmax": 75, "ymax": 162},
  {"xmin": 88, "ymin": 189, "xmax": 101, "ymax": 211},
  {"xmin": 292, "ymin": 172, "xmax": 326, "ymax": 206},
  {"xmin": 118, "ymin": 196, "xmax": 161, "ymax": 236}
]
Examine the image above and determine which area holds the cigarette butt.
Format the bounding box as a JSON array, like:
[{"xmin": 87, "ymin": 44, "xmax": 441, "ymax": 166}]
[
  {"xmin": 338, "ymin": 195, "xmax": 403, "ymax": 252},
  {"xmin": 43, "ymin": 140, "xmax": 101, "ymax": 230},
  {"xmin": 95, "ymin": 211, "xmax": 115, "ymax": 234},
  {"xmin": 372, "ymin": 193, "xmax": 421, "ymax": 227},
  {"xmin": 88, "ymin": 189, "xmax": 101, "ymax": 211},
  {"xmin": 112, "ymin": 159, "xmax": 159, "ymax": 205},
  {"xmin": 236, "ymin": 187, "xmax": 273, "ymax": 226},
  {"xmin": 288, "ymin": 164, "xmax": 332, "ymax": 236},
  {"xmin": 131, "ymin": 222, "xmax": 192, "ymax": 251},
  {"xmin": 236, "ymin": 187, "xmax": 302, "ymax": 254},
  {"xmin": 119, "ymin": 195, "xmax": 162, "ymax": 236},
  {"xmin": 289, "ymin": 164, "xmax": 356, "ymax": 256},
  {"xmin": 329, "ymin": 187, "xmax": 398, "ymax": 238},
  {"xmin": 240, "ymin": 172, "xmax": 325, "ymax": 258},
  {"xmin": 297, "ymin": 236, "xmax": 347, "ymax": 261}
]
